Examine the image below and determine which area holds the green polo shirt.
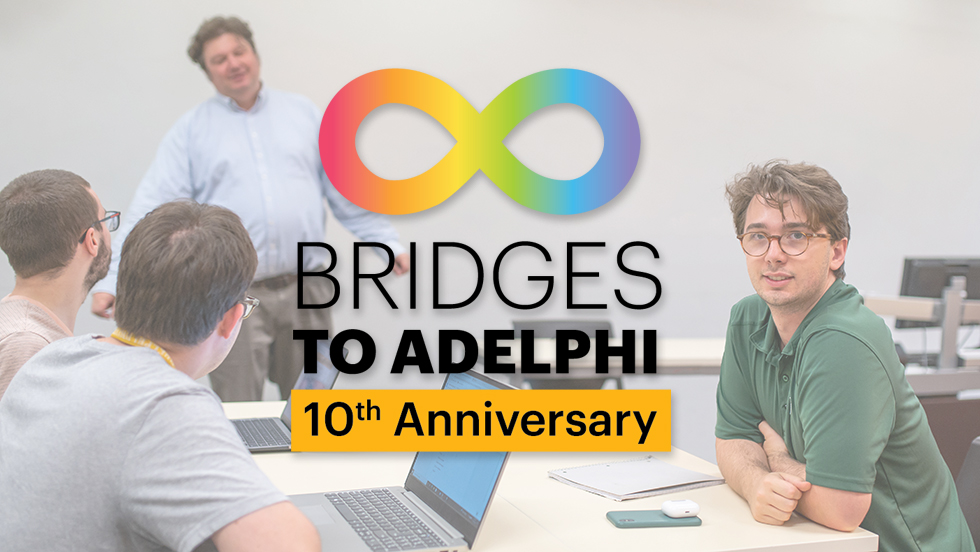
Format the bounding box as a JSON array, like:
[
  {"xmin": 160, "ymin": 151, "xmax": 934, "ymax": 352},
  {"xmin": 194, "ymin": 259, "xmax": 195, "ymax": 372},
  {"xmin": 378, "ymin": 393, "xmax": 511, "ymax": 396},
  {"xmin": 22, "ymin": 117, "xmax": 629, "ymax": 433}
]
[{"xmin": 716, "ymin": 279, "xmax": 975, "ymax": 552}]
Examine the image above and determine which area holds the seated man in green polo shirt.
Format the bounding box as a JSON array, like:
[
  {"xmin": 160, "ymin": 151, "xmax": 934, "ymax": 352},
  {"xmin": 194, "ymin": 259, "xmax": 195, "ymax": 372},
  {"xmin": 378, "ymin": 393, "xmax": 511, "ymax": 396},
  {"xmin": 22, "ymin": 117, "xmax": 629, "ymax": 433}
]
[{"xmin": 714, "ymin": 160, "xmax": 974, "ymax": 551}]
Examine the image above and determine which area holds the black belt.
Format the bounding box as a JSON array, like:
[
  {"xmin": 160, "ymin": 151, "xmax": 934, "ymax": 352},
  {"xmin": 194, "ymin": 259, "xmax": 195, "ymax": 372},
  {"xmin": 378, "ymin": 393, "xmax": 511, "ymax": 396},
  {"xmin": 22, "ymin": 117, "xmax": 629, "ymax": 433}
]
[{"xmin": 252, "ymin": 274, "xmax": 297, "ymax": 291}]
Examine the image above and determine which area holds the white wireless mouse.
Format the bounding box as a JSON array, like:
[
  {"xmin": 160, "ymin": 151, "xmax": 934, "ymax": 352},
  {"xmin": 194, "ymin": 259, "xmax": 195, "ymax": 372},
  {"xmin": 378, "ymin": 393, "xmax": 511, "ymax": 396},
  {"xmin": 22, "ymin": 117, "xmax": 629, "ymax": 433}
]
[{"xmin": 661, "ymin": 499, "xmax": 700, "ymax": 518}]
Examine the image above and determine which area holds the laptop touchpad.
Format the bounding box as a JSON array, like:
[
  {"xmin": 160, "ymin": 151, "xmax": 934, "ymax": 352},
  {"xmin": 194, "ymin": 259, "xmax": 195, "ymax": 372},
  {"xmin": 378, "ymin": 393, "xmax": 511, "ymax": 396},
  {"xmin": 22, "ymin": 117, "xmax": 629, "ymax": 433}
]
[{"xmin": 300, "ymin": 505, "xmax": 337, "ymax": 526}]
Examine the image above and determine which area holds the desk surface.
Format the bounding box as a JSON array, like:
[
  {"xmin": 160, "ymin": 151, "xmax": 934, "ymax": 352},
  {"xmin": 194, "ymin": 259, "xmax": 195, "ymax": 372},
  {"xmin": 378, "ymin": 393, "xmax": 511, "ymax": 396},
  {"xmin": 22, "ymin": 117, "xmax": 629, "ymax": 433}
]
[{"xmin": 224, "ymin": 401, "xmax": 877, "ymax": 552}]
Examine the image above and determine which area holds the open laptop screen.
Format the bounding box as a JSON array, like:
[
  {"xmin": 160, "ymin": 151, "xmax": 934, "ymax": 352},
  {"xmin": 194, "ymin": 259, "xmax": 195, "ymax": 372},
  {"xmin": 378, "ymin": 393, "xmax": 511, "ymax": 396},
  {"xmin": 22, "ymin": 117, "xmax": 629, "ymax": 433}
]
[
  {"xmin": 404, "ymin": 371, "xmax": 512, "ymax": 546},
  {"xmin": 281, "ymin": 342, "xmax": 342, "ymax": 428}
]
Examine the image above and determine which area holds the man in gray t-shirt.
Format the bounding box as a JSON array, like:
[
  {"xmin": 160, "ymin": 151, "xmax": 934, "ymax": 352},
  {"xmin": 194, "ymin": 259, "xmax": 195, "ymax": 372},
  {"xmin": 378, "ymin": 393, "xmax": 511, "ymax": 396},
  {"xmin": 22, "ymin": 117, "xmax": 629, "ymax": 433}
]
[
  {"xmin": 0, "ymin": 201, "xmax": 319, "ymax": 552},
  {"xmin": 0, "ymin": 337, "xmax": 288, "ymax": 551}
]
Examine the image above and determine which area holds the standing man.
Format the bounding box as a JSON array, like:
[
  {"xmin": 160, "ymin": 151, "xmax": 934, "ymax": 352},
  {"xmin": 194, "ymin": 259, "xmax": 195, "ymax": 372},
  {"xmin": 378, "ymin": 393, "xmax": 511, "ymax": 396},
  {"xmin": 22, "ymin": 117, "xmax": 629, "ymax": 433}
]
[
  {"xmin": 0, "ymin": 169, "xmax": 116, "ymax": 398},
  {"xmin": 92, "ymin": 16, "xmax": 409, "ymax": 401},
  {"xmin": 714, "ymin": 161, "xmax": 974, "ymax": 551},
  {"xmin": 0, "ymin": 201, "xmax": 320, "ymax": 551}
]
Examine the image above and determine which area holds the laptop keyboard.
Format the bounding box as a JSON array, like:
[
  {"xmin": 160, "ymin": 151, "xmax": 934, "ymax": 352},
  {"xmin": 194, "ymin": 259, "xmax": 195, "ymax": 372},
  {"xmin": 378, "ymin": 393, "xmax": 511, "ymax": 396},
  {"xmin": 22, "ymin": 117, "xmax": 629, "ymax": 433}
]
[
  {"xmin": 235, "ymin": 418, "xmax": 290, "ymax": 448},
  {"xmin": 326, "ymin": 489, "xmax": 448, "ymax": 551}
]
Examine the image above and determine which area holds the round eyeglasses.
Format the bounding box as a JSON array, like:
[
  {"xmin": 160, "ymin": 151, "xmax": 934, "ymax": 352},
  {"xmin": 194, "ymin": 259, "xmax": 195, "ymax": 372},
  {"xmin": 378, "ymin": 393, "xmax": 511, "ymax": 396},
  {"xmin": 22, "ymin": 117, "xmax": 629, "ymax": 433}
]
[{"xmin": 737, "ymin": 231, "xmax": 832, "ymax": 257}]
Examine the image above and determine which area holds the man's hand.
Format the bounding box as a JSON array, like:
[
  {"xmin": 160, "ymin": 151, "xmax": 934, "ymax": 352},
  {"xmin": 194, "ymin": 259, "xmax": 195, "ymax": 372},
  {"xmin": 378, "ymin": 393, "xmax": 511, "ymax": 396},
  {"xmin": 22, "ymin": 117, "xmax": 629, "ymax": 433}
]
[
  {"xmin": 720, "ymin": 427, "xmax": 871, "ymax": 532},
  {"xmin": 749, "ymin": 472, "xmax": 812, "ymax": 525},
  {"xmin": 91, "ymin": 292, "xmax": 115, "ymax": 319},
  {"xmin": 756, "ymin": 422, "xmax": 870, "ymax": 531},
  {"xmin": 716, "ymin": 434, "xmax": 809, "ymax": 526},
  {"xmin": 759, "ymin": 421, "xmax": 805, "ymax": 479},
  {"xmin": 392, "ymin": 252, "xmax": 411, "ymax": 276}
]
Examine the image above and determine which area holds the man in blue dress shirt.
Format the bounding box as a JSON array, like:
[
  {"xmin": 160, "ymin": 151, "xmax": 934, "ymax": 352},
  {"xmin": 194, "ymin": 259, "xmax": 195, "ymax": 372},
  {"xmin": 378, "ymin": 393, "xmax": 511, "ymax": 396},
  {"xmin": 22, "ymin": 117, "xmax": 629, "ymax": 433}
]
[{"xmin": 93, "ymin": 16, "xmax": 410, "ymax": 401}]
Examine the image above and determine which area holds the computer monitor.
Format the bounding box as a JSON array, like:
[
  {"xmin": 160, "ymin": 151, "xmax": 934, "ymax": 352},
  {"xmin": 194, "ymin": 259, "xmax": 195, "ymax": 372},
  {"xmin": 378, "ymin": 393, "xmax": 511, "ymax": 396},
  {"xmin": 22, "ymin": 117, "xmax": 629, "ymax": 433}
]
[{"xmin": 896, "ymin": 258, "xmax": 980, "ymax": 329}]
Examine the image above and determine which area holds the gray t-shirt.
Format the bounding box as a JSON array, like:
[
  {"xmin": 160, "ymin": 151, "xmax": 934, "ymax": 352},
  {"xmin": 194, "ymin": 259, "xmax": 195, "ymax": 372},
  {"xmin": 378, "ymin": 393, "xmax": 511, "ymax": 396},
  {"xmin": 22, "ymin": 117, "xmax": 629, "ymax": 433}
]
[{"xmin": 0, "ymin": 336, "xmax": 287, "ymax": 552}]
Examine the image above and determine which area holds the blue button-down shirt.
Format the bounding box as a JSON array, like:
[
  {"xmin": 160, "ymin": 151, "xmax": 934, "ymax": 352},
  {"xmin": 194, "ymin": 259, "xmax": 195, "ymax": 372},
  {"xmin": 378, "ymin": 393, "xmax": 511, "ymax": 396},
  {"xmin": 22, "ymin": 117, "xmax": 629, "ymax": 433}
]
[{"xmin": 95, "ymin": 87, "xmax": 404, "ymax": 295}]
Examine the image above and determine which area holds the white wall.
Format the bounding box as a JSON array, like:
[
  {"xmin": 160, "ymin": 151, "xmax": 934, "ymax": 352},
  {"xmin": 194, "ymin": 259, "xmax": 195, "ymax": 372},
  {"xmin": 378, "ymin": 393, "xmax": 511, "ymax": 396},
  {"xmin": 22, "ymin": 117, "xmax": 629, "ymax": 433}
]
[{"xmin": 2, "ymin": 0, "xmax": 979, "ymax": 394}]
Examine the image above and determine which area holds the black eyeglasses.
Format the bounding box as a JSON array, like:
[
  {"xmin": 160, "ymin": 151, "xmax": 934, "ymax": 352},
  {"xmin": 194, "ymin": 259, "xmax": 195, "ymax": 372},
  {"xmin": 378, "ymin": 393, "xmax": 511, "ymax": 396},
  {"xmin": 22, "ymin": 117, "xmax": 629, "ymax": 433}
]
[
  {"xmin": 240, "ymin": 296, "xmax": 260, "ymax": 320},
  {"xmin": 737, "ymin": 231, "xmax": 832, "ymax": 257},
  {"xmin": 78, "ymin": 211, "xmax": 120, "ymax": 244}
]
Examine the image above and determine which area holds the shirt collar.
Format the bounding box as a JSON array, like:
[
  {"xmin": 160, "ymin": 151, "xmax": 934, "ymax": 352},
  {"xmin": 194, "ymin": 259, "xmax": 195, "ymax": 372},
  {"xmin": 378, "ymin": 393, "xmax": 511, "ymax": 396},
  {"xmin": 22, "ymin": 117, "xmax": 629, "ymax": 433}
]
[
  {"xmin": 749, "ymin": 278, "xmax": 849, "ymax": 363},
  {"xmin": 215, "ymin": 82, "xmax": 267, "ymax": 112},
  {"xmin": 749, "ymin": 313, "xmax": 785, "ymax": 366},
  {"xmin": 2, "ymin": 294, "xmax": 73, "ymax": 336}
]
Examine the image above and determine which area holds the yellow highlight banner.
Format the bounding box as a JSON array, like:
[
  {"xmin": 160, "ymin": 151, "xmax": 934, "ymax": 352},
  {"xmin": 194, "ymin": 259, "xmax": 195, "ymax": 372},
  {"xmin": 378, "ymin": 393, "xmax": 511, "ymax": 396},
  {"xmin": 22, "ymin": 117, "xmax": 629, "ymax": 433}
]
[{"xmin": 290, "ymin": 389, "xmax": 670, "ymax": 452}]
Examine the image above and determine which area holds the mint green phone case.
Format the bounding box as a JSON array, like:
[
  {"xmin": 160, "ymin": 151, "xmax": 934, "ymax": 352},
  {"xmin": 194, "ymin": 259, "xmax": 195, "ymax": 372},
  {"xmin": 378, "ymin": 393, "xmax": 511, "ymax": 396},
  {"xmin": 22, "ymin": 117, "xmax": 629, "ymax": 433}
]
[{"xmin": 606, "ymin": 510, "xmax": 702, "ymax": 528}]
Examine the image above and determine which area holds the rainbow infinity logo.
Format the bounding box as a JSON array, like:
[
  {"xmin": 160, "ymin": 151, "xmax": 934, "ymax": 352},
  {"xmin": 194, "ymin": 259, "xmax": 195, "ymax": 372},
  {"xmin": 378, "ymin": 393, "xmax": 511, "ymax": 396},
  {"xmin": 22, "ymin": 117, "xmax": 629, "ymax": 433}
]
[{"xmin": 319, "ymin": 69, "xmax": 640, "ymax": 215}]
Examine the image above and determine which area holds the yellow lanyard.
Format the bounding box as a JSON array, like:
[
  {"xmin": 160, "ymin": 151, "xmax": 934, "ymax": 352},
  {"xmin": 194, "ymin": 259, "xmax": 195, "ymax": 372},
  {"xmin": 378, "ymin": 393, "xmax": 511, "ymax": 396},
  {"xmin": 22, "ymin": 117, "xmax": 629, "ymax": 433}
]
[{"xmin": 110, "ymin": 328, "xmax": 175, "ymax": 368}]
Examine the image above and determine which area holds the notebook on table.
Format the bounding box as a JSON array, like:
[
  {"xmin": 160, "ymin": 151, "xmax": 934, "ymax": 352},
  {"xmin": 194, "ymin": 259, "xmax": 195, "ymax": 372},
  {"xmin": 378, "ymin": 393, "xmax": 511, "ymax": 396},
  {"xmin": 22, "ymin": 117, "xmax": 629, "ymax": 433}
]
[
  {"xmin": 549, "ymin": 455, "xmax": 725, "ymax": 501},
  {"xmin": 290, "ymin": 370, "xmax": 514, "ymax": 552},
  {"xmin": 231, "ymin": 341, "xmax": 343, "ymax": 452}
]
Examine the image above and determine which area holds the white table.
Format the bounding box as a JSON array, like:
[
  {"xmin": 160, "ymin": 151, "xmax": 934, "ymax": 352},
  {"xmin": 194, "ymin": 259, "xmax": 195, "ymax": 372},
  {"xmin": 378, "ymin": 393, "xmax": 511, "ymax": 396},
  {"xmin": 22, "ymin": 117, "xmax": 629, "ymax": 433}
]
[{"xmin": 224, "ymin": 401, "xmax": 878, "ymax": 552}]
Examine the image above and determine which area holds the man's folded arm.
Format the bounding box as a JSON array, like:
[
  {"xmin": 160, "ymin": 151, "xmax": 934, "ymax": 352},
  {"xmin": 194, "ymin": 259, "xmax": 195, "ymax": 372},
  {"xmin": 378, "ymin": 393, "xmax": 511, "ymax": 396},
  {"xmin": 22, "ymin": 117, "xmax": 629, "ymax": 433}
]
[
  {"xmin": 759, "ymin": 422, "xmax": 872, "ymax": 532},
  {"xmin": 797, "ymin": 484, "xmax": 872, "ymax": 532},
  {"xmin": 769, "ymin": 451, "xmax": 871, "ymax": 531},
  {"xmin": 716, "ymin": 437, "xmax": 811, "ymax": 526},
  {"xmin": 716, "ymin": 437, "xmax": 770, "ymax": 498}
]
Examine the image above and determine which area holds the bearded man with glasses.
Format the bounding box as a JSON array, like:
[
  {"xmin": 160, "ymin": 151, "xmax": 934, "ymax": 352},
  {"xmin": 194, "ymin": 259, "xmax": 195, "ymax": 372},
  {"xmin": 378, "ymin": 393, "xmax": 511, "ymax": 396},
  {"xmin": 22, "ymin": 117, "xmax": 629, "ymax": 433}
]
[
  {"xmin": 714, "ymin": 160, "xmax": 974, "ymax": 551},
  {"xmin": 0, "ymin": 169, "xmax": 115, "ymax": 399}
]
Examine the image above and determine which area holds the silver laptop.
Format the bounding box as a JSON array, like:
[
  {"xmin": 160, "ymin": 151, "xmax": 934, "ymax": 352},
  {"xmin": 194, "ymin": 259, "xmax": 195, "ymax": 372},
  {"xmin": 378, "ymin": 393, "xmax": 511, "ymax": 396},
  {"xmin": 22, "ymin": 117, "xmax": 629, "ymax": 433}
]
[
  {"xmin": 231, "ymin": 341, "xmax": 343, "ymax": 452},
  {"xmin": 290, "ymin": 371, "xmax": 513, "ymax": 552}
]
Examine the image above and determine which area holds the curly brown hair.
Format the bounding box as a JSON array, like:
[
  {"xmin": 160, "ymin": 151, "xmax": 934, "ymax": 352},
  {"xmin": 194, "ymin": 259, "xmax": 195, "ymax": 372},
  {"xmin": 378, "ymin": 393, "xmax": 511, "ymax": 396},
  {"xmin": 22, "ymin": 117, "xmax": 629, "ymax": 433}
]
[
  {"xmin": 187, "ymin": 16, "xmax": 257, "ymax": 73},
  {"xmin": 725, "ymin": 160, "xmax": 850, "ymax": 279}
]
